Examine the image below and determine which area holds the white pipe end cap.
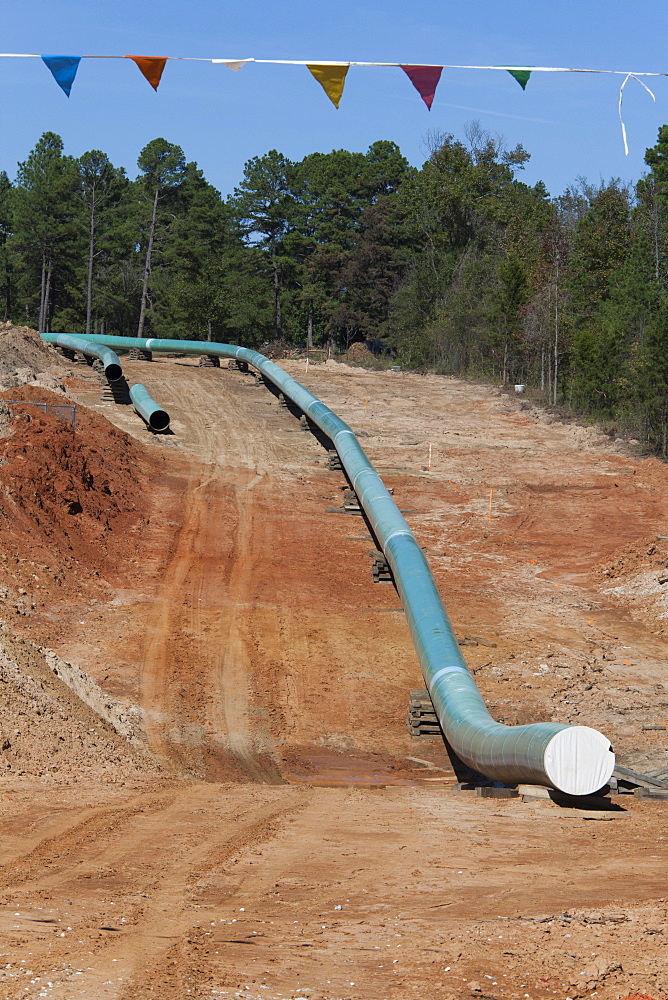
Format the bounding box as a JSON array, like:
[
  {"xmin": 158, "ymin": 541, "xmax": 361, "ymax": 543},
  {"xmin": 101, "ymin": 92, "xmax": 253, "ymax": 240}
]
[{"xmin": 544, "ymin": 726, "xmax": 615, "ymax": 796}]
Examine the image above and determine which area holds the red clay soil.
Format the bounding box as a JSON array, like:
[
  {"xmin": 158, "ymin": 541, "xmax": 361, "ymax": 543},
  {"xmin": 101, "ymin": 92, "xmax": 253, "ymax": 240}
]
[
  {"xmin": 0, "ymin": 385, "xmax": 163, "ymax": 615},
  {"xmin": 0, "ymin": 336, "xmax": 668, "ymax": 999}
]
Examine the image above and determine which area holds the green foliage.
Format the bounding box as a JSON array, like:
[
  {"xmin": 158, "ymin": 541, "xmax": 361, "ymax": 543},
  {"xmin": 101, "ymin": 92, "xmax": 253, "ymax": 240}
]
[
  {"xmin": 567, "ymin": 182, "xmax": 632, "ymax": 319},
  {"xmin": 7, "ymin": 123, "xmax": 668, "ymax": 453},
  {"xmin": 13, "ymin": 132, "xmax": 81, "ymax": 331},
  {"xmin": 78, "ymin": 149, "xmax": 129, "ymax": 335},
  {"xmin": 0, "ymin": 171, "xmax": 12, "ymax": 320},
  {"xmin": 389, "ymin": 127, "xmax": 545, "ymax": 375}
]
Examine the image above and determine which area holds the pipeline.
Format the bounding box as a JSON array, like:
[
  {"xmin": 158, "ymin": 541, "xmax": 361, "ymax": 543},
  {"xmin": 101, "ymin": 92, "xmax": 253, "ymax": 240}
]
[
  {"xmin": 42, "ymin": 332, "xmax": 615, "ymax": 795},
  {"xmin": 55, "ymin": 334, "xmax": 123, "ymax": 383},
  {"xmin": 129, "ymin": 383, "xmax": 170, "ymax": 432}
]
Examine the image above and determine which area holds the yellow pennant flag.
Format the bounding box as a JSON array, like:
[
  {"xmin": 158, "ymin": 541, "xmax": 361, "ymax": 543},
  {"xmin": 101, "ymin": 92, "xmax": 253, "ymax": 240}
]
[{"xmin": 307, "ymin": 63, "xmax": 349, "ymax": 108}]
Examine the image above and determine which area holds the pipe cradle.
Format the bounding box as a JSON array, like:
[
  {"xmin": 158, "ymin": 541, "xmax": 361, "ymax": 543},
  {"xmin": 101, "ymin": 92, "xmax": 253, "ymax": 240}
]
[
  {"xmin": 129, "ymin": 383, "xmax": 170, "ymax": 432},
  {"xmin": 41, "ymin": 332, "xmax": 615, "ymax": 795}
]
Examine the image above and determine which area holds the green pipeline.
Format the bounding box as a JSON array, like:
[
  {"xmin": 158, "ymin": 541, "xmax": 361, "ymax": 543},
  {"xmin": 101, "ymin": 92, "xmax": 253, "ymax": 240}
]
[
  {"xmin": 129, "ymin": 383, "xmax": 170, "ymax": 433},
  {"xmin": 54, "ymin": 334, "xmax": 123, "ymax": 382},
  {"xmin": 42, "ymin": 332, "xmax": 615, "ymax": 795}
]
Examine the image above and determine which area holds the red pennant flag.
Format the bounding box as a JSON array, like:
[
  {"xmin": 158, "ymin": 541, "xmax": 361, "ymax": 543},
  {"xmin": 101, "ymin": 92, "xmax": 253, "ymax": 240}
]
[
  {"xmin": 401, "ymin": 65, "xmax": 442, "ymax": 110},
  {"xmin": 126, "ymin": 55, "xmax": 168, "ymax": 91}
]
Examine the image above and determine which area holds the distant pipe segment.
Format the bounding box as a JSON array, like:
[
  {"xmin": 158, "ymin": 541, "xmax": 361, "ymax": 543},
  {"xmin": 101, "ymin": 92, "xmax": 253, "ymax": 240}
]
[
  {"xmin": 129, "ymin": 383, "xmax": 170, "ymax": 432},
  {"xmin": 41, "ymin": 332, "xmax": 615, "ymax": 795},
  {"xmin": 55, "ymin": 334, "xmax": 123, "ymax": 382}
]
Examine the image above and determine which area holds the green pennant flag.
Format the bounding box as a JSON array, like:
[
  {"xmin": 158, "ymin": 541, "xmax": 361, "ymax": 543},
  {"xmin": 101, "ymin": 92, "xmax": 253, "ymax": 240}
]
[{"xmin": 507, "ymin": 68, "xmax": 531, "ymax": 90}]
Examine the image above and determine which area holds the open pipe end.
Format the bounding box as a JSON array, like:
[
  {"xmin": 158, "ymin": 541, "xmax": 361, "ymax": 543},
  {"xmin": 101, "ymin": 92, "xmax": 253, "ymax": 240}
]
[
  {"xmin": 105, "ymin": 363, "xmax": 123, "ymax": 383},
  {"xmin": 148, "ymin": 409, "xmax": 170, "ymax": 432},
  {"xmin": 544, "ymin": 726, "xmax": 615, "ymax": 796}
]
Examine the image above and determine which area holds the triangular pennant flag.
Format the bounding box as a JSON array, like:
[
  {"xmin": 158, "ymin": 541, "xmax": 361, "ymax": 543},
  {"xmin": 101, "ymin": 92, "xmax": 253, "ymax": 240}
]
[
  {"xmin": 400, "ymin": 65, "xmax": 442, "ymax": 110},
  {"xmin": 41, "ymin": 55, "xmax": 81, "ymax": 97},
  {"xmin": 307, "ymin": 64, "xmax": 349, "ymax": 108},
  {"xmin": 507, "ymin": 68, "xmax": 531, "ymax": 90},
  {"xmin": 126, "ymin": 55, "xmax": 168, "ymax": 91},
  {"xmin": 212, "ymin": 59, "xmax": 250, "ymax": 71}
]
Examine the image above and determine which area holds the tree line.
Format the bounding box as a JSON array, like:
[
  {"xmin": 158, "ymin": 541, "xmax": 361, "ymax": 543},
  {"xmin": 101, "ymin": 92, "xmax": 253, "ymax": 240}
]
[{"xmin": 3, "ymin": 125, "xmax": 668, "ymax": 450}]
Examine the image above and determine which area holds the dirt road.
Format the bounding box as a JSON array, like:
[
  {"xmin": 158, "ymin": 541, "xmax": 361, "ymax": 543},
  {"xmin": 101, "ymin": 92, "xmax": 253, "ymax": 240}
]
[{"xmin": 1, "ymin": 349, "xmax": 668, "ymax": 999}]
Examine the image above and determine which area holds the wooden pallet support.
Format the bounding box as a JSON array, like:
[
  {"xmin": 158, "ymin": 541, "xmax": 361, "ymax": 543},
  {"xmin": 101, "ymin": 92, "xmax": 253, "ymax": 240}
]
[
  {"xmin": 368, "ymin": 548, "xmax": 393, "ymax": 583},
  {"xmin": 199, "ymin": 355, "xmax": 220, "ymax": 368},
  {"xmin": 407, "ymin": 689, "xmax": 443, "ymax": 738},
  {"xmin": 342, "ymin": 488, "xmax": 362, "ymax": 513}
]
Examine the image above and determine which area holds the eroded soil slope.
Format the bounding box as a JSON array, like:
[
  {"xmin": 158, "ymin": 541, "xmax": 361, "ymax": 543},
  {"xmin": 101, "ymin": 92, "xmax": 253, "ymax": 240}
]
[{"xmin": 0, "ymin": 382, "xmax": 163, "ymax": 780}]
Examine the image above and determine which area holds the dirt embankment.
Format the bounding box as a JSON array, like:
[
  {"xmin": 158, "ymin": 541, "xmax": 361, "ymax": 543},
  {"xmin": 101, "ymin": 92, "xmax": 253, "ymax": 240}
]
[
  {"xmin": 0, "ymin": 381, "xmax": 165, "ymax": 781},
  {"xmin": 0, "ymin": 321, "xmax": 67, "ymax": 392},
  {"xmin": 0, "ymin": 385, "xmax": 159, "ymax": 612}
]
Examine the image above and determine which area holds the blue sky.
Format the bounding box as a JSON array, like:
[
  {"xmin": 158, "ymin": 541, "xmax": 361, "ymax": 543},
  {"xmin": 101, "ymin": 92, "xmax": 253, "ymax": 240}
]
[{"xmin": 2, "ymin": 1, "xmax": 668, "ymax": 198}]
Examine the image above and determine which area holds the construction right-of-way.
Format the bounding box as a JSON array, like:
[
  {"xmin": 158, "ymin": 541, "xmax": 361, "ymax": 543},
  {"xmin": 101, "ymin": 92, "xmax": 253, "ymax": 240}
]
[{"xmin": 43, "ymin": 331, "xmax": 616, "ymax": 796}]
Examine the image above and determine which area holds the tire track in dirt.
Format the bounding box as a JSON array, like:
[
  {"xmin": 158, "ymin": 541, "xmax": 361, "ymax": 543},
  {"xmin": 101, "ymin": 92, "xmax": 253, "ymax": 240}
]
[
  {"xmin": 133, "ymin": 367, "xmax": 293, "ymax": 782},
  {"xmin": 0, "ymin": 790, "xmax": 178, "ymax": 894},
  {"xmin": 138, "ymin": 459, "xmax": 221, "ymax": 774},
  {"xmin": 111, "ymin": 789, "xmax": 306, "ymax": 999},
  {"xmin": 214, "ymin": 470, "xmax": 284, "ymax": 783},
  {"xmin": 0, "ymin": 785, "xmax": 308, "ymax": 1000}
]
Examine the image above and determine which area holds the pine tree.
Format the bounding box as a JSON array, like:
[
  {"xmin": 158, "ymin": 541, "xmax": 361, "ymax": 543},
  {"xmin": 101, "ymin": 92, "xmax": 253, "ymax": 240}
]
[
  {"xmin": 290, "ymin": 141, "xmax": 410, "ymax": 347},
  {"xmin": 230, "ymin": 150, "xmax": 295, "ymax": 340},
  {"xmin": 0, "ymin": 172, "xmax": 12, "ymax": 321},
  {"xmin": 135, "ymin": 138, "xmax": 187, "ymax": 337},
  {"xmin": 78, "ymin": 150, "xmax": 128, "ymax": 335},
  {"xmin": 13, "ymin": 132, "xmax": 80, "ymax": 331}
]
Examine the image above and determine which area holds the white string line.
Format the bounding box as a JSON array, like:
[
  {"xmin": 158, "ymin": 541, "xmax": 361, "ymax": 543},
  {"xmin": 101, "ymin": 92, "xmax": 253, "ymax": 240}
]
[
  {"xmin": 2, "ymin": 53, "xmax": 668, "ymax": 75},
  {"xmin": 618, "ymin": 73, "xmax": 656, "ymax": 156}
]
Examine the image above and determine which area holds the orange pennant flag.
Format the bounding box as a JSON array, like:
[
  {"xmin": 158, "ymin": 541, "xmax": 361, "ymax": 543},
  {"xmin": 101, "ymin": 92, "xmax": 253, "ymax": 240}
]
[
  {"xmin": 306, "ymin": 64, "xmax": 349, "ymax": 108},
  {"xmin": 126, "ymin": 55, "xmax": 168, "ymax": 91}
]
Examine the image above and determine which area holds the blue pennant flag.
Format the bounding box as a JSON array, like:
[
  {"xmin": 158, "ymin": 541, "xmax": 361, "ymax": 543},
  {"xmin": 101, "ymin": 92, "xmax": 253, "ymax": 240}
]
[{"xmin": 41, "ymin": 55, "xmax": 82, "ymax": 97}]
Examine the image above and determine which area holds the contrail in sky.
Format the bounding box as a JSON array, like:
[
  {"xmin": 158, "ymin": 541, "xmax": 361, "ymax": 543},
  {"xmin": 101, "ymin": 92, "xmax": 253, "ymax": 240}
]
[{"xmin": 438, "ymin": 102, "xmax": 557, "ymax": 124}]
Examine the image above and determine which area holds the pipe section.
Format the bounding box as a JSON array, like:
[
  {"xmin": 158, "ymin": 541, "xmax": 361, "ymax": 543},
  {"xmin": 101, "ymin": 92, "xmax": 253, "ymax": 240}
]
[
  {"xmin": 129, "ymin": 383, "xmax": 170, "ymax": 432},
  {"xmin": 42, "ymin": 332, "xmax": 615, "ymax": 795},
  {"xmin": 55, "ymin": 334, "xmax": 123, "ymax": 382}
]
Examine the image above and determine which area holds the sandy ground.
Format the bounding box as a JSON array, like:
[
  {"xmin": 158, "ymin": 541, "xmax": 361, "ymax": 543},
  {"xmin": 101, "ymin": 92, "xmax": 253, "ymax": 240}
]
[{"xmin": 0, "ymin": 339, "xmax": 667, "ymax": 999}]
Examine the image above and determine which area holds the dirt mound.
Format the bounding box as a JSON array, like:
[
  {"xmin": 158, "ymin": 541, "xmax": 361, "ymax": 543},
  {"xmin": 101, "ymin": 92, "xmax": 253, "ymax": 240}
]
[
  {"xmin": 346, "ymin": 341, "xmax": 375, "ymax": 362},
  {"xmin": 0, "ymin": 321, "xmax": 66, "ymax": 389},
  {"xmin": 0, "ymin": 625, "xmax": 156, "ymax": 782},
  {"xmin": 593, "ymin": 536, "xmax": 668, "ymax": 634},
  {"xmin": 593, "ymin": 537, "xmax": 668, "ymax": 582},
  {"xmin": 0, "ymin": 385, "xmax": 157, "ymax": 616},
  {"xmin": 259, "ymin": 339, "xmax": 294, "ymax": 359}
]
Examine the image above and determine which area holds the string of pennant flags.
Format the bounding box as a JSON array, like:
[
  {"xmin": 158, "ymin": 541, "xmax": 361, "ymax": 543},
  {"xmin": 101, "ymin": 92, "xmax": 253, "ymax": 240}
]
[{"xmin": 1, "ymin": 52, "xmax": 665, "ymax": 153}]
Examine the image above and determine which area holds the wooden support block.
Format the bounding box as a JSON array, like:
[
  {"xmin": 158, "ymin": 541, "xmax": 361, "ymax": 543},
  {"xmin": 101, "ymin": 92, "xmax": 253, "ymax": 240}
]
[
  {"xmin": 464, "ymin": 634, "xmax": 497, "ymax": 648},
  {"xmin": 477, "ymin": 786, "xmax": 519, "ymax": 798},
  {"xmin": 614, "ymin": 764, "xmax": 668, "ymax": 789}
]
